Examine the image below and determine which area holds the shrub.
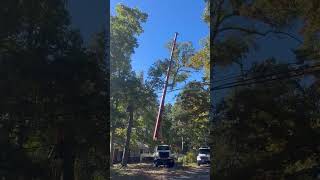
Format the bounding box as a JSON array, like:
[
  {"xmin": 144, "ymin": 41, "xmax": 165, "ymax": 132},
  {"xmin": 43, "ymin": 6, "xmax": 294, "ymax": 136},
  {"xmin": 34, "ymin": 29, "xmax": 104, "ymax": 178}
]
[{"xmin": 181, "ymin": 151, "xmax": 197, "ymax": 165}]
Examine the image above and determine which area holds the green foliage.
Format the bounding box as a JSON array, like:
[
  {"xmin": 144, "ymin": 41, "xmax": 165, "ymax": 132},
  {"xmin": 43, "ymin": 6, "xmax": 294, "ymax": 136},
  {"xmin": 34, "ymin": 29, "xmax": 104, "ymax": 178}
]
[
  {"xmin": 110, "ymin": 4, "xmax": 163, "ymax": 166},
  {"xmin": 154, "ymin": 81, "xmax": 210, "ymax": 153},
  {"xmin": 211, "ymin": 61, "xmax": 320, "ymax": 179},
  {"xmin": 209, "ymin": 1, "xmax": 320, "ymax": 178},
  {"xmin": 190, "ymin": 37, "xmax": 210, "ymax": 80},
  {"xmin": 190, "ymin": 0, "xmax": 209, "ymax": 81},
  {"xmin": 182, "ymin": 151, "xmax": 197, "ymax": 164},
  {"xmin": 147, "ymin": 41, "xmax": 195, "ymax": 90},
  {"xmin": 0, "ymin": 0, "xmax": 108, "ymax": 179},
  {"xmin": 110, "ymin": 3, "xmax": 149, "ymax": 138},
  {"xmin": 110, "ymin": 4, "xmax": 147, "ymax": 77},
  {"xmin": 132, "ymin": 1, "xmax": 211, "ymax": 157},
  {"xmin": 110, "ymin": 3, "xmax": 149, "ymax": 130}
]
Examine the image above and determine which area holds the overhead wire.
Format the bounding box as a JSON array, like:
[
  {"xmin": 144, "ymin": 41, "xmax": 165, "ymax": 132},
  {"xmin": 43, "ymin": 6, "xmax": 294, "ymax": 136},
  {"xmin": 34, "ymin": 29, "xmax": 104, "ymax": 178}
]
[
  {"xmin": 211, "ymin": 61, "xmax": 305, "ymax": 84},
  {"xmin": 213, "ymin": 63, "xmax": 313, "ymax": 89},
  {"xmin": 212, "ymin": 63, "xmax": 320, "ymax": 90},
  {"xmin": 154, "ymin": 59, "xmax": 320, "ymax": 94}
]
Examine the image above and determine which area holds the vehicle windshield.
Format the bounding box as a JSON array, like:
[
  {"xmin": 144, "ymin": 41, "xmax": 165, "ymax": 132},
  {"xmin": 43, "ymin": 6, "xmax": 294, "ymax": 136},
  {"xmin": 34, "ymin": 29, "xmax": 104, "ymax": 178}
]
[
  {"xmin": 157, "ymin": 145, "xmax": 169, "ymax": 150},
  {"xmin": 199, "ymin": 149, "xmax": 210, "ymax": 154}
]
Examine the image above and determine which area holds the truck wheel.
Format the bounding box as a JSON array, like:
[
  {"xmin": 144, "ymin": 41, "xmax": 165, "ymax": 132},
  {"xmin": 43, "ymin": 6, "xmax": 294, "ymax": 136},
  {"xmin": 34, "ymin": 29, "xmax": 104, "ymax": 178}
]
[
  {"xmin": 171, "ymin": 162, "xmax": 175, "ymax": 168},
  {"xmin": 197, "ymin": 162, "xmax": 201, "ymax": 166}
]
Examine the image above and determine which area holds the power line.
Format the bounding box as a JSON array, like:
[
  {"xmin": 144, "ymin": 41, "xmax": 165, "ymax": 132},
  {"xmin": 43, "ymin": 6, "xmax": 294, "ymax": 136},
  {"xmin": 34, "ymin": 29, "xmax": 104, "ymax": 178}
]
[
  {"xmin": 212, "ymin": 64, "xmax": 320, "ymax": 91},
  {"xmin": 213, "ymin": 51, "xmax": 320, "ymax": 83},
  {"xmin": 211, "ymin": 61, "xmax": 306, "ymax": 84},
  {"xmin": 212, "ymin": 71, "xmax": 305, "ymax": 90},
  {"xmin": 163, "ymin": 63, "xmax": 320, "ymax": 93},
  {"xmin": 156, "ymin": 63, "xmax": 307, "ymax": 94},
  {"xmin": 154, "ymin": 61, "xmax": 318, "ymax": 94},
  {"xmin": 213, "ymin": 63, "xmax": 314, "ymax": 89}
]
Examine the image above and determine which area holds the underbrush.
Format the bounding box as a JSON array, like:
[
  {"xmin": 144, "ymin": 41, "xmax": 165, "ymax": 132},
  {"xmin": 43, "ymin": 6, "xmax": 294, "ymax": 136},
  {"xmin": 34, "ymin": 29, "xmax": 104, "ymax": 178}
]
[{"xmin": 177, "ymin": 151, "xmax": 197, "ymax": 166}]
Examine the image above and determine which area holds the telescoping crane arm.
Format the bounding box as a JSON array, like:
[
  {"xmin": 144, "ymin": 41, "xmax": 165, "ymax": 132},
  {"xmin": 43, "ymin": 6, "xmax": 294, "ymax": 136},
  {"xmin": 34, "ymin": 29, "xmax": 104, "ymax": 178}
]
[{"xmin": 153, "ymin": 32, "xmax": 179, "ymax": 141}]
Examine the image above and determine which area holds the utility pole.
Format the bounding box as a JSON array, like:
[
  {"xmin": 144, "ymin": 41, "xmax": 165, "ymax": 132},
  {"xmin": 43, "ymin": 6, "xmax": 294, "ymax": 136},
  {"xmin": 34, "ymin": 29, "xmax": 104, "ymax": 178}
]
[{"xmin": 153, "ymin": 32, "xmax": 179, "ymax": 141}]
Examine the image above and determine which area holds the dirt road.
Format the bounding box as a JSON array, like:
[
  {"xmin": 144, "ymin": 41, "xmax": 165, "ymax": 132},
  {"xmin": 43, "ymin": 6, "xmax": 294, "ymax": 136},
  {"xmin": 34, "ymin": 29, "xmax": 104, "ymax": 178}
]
[{"xmin": 111, "ymin": 163, "xmax": 210, "ymax": 180}]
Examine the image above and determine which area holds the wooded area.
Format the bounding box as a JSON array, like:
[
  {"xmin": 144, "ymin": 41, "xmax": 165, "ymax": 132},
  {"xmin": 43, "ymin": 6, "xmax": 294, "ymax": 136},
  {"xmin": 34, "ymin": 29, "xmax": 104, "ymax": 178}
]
[
  {"xmin": 110, "ymin": 2, "xmax": 210, "ymax": 168},
  {"xmin": 0, "ymin": 0, "xmax": 107, "ymax": 179},
  {"xmin": 1, "ymin": 0, "xmax": 320, "ymax": 179}
]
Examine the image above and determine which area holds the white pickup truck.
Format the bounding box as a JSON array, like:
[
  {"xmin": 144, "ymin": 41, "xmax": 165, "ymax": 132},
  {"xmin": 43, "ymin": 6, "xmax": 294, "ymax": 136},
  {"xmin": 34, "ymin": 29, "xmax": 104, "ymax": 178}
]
[
  {"xmin": 197, "ymin": 147, "xmax": 210, "ymax": 166},
  {"xmin": 153, "ymin": 145, "xmax": 175, "ymax": 168}
]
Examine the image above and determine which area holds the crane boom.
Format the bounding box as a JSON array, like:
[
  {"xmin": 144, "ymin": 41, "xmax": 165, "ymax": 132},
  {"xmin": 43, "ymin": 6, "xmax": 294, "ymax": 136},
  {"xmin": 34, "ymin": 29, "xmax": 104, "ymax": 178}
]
[{"xmin": 153, "ymin": 32, "xmax": 179, "ymax": 141}]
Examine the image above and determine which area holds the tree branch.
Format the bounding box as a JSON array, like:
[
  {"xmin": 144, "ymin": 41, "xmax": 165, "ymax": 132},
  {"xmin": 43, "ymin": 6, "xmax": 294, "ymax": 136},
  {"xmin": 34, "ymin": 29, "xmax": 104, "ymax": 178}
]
[{"xmin": 218, "ymin": 26, "xmax": 303, "ymax": 44}]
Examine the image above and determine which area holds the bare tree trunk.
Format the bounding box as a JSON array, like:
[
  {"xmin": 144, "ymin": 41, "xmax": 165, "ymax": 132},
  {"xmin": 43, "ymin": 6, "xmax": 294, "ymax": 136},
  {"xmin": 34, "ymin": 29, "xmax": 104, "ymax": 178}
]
[
  {"xmin": 110, "ymin": 128, "xmax": 115, "ymax": 166},
  {"xmin": 110, "ymin": 99, "xmax": 119, "ymax": 167},
  {"xmin": 121, "ymin": 105, "xmax": 134, "ymax": 167}
]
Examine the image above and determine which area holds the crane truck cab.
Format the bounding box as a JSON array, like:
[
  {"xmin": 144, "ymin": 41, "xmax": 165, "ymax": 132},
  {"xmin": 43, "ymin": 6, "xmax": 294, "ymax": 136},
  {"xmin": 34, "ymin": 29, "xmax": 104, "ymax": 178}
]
[
  {"xmin": 197, "ymin": 146, "xmax": 210, "ymax": 166},
  {"xmin": 153, "ymin": 144, "xmax": 175, "ymax": 168}
]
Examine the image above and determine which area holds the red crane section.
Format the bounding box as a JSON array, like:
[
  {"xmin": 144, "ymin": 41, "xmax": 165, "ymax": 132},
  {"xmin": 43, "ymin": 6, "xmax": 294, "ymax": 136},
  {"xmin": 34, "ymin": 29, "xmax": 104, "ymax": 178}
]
[{"xmin": 153, "ymin": 32, "xmax": 179, "ymax": 141}]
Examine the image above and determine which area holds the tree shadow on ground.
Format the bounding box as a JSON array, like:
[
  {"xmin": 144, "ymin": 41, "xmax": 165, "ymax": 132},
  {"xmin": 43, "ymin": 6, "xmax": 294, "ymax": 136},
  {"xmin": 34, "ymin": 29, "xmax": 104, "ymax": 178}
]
[
  {"xmin": 111, "ymin": 163, "xmax": 210, "ymax": 179},
  {"xmin": 166, "ymin": 164, "xmax": 210, "ymax": 179}
]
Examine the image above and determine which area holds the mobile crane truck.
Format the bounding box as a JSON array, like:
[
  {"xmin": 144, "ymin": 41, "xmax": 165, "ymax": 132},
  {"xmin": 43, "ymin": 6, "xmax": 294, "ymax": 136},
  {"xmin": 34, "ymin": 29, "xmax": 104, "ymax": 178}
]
[
  {"xmin": 153, "ymin": 144, "xmax": 175, "ymax": 168},
  {"xmin": 152, "ymin": 33, "xmax": 178, "ymax": 168}
]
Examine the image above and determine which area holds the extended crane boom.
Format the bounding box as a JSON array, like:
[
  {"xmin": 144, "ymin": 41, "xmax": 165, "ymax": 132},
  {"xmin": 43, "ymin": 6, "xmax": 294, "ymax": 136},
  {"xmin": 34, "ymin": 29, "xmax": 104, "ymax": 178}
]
[{"xmin": 153, "ymin": 32, "xmax": 178, "ymax": 141}]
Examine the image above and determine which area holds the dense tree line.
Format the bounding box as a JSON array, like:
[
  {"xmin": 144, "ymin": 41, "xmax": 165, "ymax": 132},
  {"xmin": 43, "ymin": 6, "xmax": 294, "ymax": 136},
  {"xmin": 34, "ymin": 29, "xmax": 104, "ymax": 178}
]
[
  {"xmin": 0, "ymin": 0, "xmax": 107, "ymax": 179},
  {"xmin": 110, "ymin": 2, "xmax": 210, "ymax": 165}
]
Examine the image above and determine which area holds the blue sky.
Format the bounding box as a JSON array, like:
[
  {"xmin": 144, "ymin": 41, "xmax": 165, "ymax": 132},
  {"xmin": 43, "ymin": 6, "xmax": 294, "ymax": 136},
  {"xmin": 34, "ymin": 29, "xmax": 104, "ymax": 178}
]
[{"xmin": 111, "ymin": 0, "xmax": 209, "ymax": 104}]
